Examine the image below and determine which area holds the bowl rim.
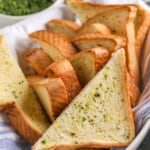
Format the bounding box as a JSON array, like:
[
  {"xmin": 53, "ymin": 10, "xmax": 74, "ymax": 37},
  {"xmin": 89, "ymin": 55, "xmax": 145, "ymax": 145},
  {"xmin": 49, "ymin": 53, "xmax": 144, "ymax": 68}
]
[{"xmin": 0, "ymin": 0, "xmax": 64, "ymax": 19}]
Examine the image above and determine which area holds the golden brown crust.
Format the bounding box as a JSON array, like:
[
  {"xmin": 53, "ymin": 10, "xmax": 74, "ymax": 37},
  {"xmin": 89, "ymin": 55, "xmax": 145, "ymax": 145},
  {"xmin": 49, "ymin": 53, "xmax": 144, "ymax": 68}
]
[
  {"xmin": 27, "ymin": 75, "xmax": 45, "ymax": 84},
  {"xmin": 91, "ymin": 47, "xmax": 110, "ymax": 72},
  {"xmin": 46, "ymin": 19, "xmax": 80, "ymax": 31},
  {"xmin": 34, "ymin": 140, "xmax": 133, "ymax": 150},
  {"xmin": 135, "ymin": 8, "xmax": 150, "ymax": 64},
  {"xmin": 0, "ymin": 101, "xmax": 15, "ymax": 112},
  {"xmin": 126, "ymin": 72, "xmax": 140, "ymax": 107},
  {"xmin": 4, "ymin": 102, "xmax": 42, "ymax": 144},
  {"xmin": 45, "ymin": 59, "xmax": 81, "ymax": 101},
  {"xmin": 24, "ymin": 48, "xmax": 53, "ymax": 75},
  {"xmin": 29, "ymin": 30, "xmax": 77, "ymax": 60},
  {"xmin": 45, "ymin": 78, "xmax": 69, "ymax": 120},
  {"xmin": 125, "ymin": 6, "xmax": 140, "ymax": 86}
]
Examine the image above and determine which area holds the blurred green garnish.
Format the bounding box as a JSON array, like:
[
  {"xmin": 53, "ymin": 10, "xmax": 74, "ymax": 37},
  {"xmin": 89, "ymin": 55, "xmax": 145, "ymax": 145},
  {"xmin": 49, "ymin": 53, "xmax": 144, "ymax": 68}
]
[{"xmin": 0, "ymin": 0, "xmax": 52, "ymax": 16}]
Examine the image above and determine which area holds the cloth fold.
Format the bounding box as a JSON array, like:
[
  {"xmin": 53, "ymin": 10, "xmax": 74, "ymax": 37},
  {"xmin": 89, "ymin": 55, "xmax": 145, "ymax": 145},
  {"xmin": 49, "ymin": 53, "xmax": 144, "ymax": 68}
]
[{"xmin": 0, "ymin": 0, "xmax": 150, "ymax": 150}]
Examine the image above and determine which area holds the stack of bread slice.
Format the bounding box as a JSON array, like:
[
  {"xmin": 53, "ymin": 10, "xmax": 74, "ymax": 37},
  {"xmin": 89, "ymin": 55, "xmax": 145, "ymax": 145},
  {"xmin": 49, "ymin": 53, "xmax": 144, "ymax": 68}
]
[
  {"xmin": 66, "ymin": 0, "xmax": 150, "ymax": 86},
  {"xmin": 26, "ymin": 30, "xmax": 81, "ymax": 122}
]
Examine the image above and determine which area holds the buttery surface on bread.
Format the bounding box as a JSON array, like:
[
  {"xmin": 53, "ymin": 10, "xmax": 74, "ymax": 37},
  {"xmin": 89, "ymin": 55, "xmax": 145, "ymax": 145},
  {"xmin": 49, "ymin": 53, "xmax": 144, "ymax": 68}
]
[
  {"xmin": 32, "ymin": 49, "xmax": 135, "ymax": 150},
  {"xmin": 0, "ymin": 36, "xmax": 49, "ymax": 142}
]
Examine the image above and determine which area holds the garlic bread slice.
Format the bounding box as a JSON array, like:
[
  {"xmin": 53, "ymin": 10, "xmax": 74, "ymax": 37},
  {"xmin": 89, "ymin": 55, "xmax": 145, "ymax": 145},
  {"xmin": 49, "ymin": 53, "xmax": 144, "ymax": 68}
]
[
  {"xmin": 32, "ymin": 49, "xmax": 135, "ymax": 150},
  {"xmin": 0, "ymin": 36, "xmax": 49, "ymax": 144}
]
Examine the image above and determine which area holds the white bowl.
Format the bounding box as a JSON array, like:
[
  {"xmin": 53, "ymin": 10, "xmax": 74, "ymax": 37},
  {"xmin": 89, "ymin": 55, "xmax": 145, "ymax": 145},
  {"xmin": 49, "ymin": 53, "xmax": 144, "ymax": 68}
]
[{"xmin": 0, "ymin": 0, "xmax": 64, "ymax": 28}]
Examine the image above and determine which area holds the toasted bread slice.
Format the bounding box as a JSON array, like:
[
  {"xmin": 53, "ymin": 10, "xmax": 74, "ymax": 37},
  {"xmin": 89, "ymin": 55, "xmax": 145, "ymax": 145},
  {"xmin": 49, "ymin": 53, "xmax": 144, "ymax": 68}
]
[
  {"xmin": 32, "ymin": 48, "xmax": 135, "ymax": 150},
  {"xmin": 29, "ymin": 30, "xmax": 77, "ymax": 61},
  {"xmin": 73, "ymin": 33, "xmax": 126, "ymax": 52},
  {"xmin": 69, "ymin": 47, "xmax": 110, "ymax": 86},
  {"xmin": 24, "ymin": 48, "xmax": 53, "ymax": 75},
  {"xmin": 126, "ymin": 73, "xmax": 140, "ymax": 107},
  {"xmin": 28, "ymin": 76, "xmax": 68, "ymax": 122},
  {"xmin": 76, "ymin": 23, "xmax": 111, "ymax": 37},
  {"xmin": 45, "ymin": 59, "xmax": 81, "ymax": 101},
  {"xmin": 66, "ymin": 0, "xmax": 119, "ymax": 23},
  {"xmin": 46, "ymin": 19, "xmax": 80, "ymax": 38},
  {"xmin": 0, "ymin": 36, "xmax": 49, "ymax": 144}
]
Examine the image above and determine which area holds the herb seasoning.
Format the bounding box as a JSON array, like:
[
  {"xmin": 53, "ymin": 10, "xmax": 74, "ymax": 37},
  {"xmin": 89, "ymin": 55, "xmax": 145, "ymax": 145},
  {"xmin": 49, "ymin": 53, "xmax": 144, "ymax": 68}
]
[{"xmin": 0, "ymin": 0, "xmax": 53, "ymax": 16}]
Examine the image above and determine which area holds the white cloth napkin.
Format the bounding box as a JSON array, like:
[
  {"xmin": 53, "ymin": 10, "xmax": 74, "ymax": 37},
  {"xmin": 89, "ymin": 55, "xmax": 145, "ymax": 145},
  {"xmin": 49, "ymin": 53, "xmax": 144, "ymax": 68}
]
[{"xmin": 0, "ymin": 0, "xmax": 150, "ymax": 150}]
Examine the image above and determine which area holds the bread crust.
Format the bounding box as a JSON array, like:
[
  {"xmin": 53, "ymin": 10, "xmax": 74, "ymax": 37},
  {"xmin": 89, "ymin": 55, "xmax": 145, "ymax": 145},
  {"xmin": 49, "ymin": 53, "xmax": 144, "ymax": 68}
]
[
  {"xmin": 45, "ymin": 59, "xmax": 81, "ymax": 101},
  {"xmin": 125, "ymin": 6, "xmax": 140, "ymax": 86},
  {"xmin": 0, "ymin": 101, "xmax": 15, "ymax": 112},
  {"xmin": 126, "ymin": 72, "xmax": 140, "ymax": 107},
  {"xmin": 4, "ymin": 102, "xmax": 42, "ymax": 144},
  {"xmin": 32, "ymin": 141, "xmax": 133, "ymax": 150},
  {"xmin": 24, "ymin": 48, "xmax": 53, "ymax": 75},
  {"xmin": 29, "ymin": 30, "xmax": 77, "ymax": 60}
]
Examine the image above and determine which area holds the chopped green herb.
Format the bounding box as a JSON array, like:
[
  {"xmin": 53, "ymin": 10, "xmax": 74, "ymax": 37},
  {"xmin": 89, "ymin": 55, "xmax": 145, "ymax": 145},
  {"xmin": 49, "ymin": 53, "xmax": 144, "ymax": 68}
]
[
  {"xmin": 99, "ymin": 83, "xmax": 102, "ymax": 87},
  {"xmin": 104, "ymin": 74, "xmax": 108, "ymax": 79},
  {"xmin": 94, "ymin": 92, "xmax": 100, "ymax": 97},
  {"xmin": 74, "ymin": 141, "xmax": 78, "ymax": 144},
  {"xmin": 0, "ymin": 0, "xmax": 53, "ymax": 16},
  {"xmin": 41, "ymin": 140, "xmax": 46, "ymax": 144},
  {"xmin": 70, "ymin": 132, "xmax": 76, "ymax": 137},
  {"xmin": 82, "ymin": 117, "xmax": 86, "ymax": 122}
]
